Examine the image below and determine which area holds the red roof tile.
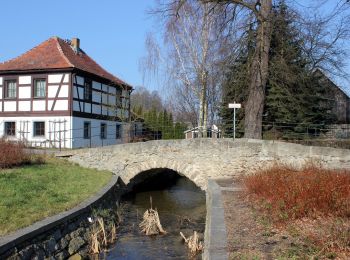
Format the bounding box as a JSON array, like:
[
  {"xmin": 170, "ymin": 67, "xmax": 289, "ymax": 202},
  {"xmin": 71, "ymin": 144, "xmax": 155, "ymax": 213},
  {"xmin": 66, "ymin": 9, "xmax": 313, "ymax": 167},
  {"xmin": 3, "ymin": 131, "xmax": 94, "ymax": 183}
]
[{"xmin": 0, "ymin": 37, "xmax": 131, "ymax": 88}]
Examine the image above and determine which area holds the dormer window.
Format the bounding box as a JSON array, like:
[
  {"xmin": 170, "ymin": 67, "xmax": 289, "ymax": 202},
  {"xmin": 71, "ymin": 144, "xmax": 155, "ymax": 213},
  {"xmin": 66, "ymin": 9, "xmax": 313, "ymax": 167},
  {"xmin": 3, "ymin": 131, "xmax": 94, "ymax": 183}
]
[
  {"xmin": 4, "ymin": 80, "xmax": 16, "ymax": 99},
  {"xmin": 34, "ymin": 79, "xmax": 46, "ymax": 98}
]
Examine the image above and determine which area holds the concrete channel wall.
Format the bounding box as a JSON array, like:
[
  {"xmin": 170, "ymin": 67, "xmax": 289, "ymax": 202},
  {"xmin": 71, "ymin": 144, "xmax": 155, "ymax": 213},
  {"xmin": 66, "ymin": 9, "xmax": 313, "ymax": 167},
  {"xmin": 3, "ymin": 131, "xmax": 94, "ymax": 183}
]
[{"xmin": 203, "ymin": 180, "xmax": 228, "ymax": 260}]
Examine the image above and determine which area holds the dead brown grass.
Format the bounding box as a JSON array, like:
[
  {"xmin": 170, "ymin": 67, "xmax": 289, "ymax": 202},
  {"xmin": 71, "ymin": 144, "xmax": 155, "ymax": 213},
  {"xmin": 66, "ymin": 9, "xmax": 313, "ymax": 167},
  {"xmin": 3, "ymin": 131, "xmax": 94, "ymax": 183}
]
[
  {"xmin": 0, "ymin": 139, "xmax": 30, "ymax": 168},
  {"xmin": 0, "ymin": 139, "xmax": 46, "ymax": 169},
  {"xmin": 244, "ymin": 164, "xmax": 350, "ymax": 220},
  {"xmin": 243, "ymin": 164, "xmax": 350, "ymax": 258}
]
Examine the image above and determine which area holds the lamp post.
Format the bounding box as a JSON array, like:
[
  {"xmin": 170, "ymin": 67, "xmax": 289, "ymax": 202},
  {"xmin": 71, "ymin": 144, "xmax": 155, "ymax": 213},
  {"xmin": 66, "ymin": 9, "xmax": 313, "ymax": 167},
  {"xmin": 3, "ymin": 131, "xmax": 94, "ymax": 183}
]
[{"xmin": 228, "ymin": 103, "xmax": 241, "ymax": 140}]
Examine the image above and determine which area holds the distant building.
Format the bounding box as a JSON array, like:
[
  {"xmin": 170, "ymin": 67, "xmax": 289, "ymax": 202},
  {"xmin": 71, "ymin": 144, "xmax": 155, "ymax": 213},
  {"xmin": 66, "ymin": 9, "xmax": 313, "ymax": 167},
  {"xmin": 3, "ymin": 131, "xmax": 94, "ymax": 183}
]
[
  {"xmin": 0, "ymin": 37, "xmax": 132, "ymax": 148},
  {"xmin": 315, "ymin": 69, "xmax": 350, "ymax": 123},
  {"xmin": 184, "ymin": 125, "xmax": 221, "ymax": 139}
]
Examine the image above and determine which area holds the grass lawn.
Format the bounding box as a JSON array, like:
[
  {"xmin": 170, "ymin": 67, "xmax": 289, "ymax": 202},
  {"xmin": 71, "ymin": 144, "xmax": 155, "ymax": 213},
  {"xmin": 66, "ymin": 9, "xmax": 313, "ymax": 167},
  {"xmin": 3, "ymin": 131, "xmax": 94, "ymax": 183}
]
[{"xmin": 0, "ymin": 157, "xmax": 112, "ymax": 236}]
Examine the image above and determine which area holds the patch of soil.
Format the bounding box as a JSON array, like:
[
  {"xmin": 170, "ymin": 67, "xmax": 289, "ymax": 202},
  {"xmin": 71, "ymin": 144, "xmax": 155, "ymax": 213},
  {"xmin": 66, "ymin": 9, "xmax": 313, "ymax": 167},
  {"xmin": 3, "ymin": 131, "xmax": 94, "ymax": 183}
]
[{"xmin": 220, "ymin": 181, "xmax": 320, "ymax": 260}]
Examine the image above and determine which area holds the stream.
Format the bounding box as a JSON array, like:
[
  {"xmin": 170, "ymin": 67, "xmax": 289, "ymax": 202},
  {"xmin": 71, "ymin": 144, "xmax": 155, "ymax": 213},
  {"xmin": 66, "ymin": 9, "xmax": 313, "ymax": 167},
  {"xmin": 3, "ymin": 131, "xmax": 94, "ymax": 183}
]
[{"xmin": 104, "ymin": 170, "xmax": 206, "ymax": 260}]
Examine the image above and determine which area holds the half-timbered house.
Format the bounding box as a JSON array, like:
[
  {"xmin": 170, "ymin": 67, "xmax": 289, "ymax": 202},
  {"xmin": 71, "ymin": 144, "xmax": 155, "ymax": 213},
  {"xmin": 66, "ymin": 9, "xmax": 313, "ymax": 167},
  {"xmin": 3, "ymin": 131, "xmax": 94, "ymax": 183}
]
[{"xmin": 0, "ymin": 37, "xmax": 132, "ymax": 148}]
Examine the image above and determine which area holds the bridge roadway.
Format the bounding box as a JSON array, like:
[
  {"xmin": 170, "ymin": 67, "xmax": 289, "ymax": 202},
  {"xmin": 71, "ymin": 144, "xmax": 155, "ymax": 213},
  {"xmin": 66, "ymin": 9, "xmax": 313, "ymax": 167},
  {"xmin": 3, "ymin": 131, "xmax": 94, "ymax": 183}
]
[{"xmin": 62, "ymin": 138, "xmax": 350, "ymax": 190}]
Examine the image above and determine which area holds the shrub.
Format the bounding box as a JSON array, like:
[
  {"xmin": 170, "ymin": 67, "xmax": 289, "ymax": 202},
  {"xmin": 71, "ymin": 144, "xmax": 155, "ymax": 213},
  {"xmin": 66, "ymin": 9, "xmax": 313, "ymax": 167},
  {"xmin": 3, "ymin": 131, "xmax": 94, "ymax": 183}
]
[
  {"xmin": 0, "ymin": 139, "xmax": 30, "ymax": 168},
  {"xmin": 244, "ymin": 164, "xmax": 350, "ymax": 220}
]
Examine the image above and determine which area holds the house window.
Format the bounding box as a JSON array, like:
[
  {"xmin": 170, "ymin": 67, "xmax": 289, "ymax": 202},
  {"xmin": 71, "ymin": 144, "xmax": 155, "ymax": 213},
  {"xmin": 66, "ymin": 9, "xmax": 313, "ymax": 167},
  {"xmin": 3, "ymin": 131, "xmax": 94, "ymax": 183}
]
[
  {"xmin": 33, "ymin": 122, "xmax": 45, "ymax": 137},
  {"xmin": 4, "ymin": 122, "xmax": 16, "ymax": 136},
  {"xmin": 34, "ymin": 79, "xmax": 46, "ymax": 98},
  {"xmin": 100, "ymin": 123, "xmax": 107, "ymax": 139},
  {"xmin": 116, "ymin": 124, "xmax": 122, "ymax": 139},
  {"xmin": 116, "ymin": 88, "xmax": 122, "ymax": 106},
  {"xmin": 4, "ymin": 80, "xmax": 16, "ymax": 99},
  {"xmin": 84, "ymin": 122, "xmax": 91, "ymax": 139},
  {"xmin": 84, "ymin": 79, "xmax": 92, "ymax": 101}
]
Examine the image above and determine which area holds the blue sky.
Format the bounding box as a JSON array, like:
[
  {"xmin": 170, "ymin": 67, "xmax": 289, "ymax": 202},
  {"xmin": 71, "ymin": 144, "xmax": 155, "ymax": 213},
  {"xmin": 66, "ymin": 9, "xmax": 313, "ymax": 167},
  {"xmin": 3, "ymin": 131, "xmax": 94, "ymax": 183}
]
[
  {"xmin": 0, "ymin": 0, "xmax": 349, "ymax": 95},
  {"xmin": 0, "ymin": 0, "xmax": 157, "ymax": 89}
]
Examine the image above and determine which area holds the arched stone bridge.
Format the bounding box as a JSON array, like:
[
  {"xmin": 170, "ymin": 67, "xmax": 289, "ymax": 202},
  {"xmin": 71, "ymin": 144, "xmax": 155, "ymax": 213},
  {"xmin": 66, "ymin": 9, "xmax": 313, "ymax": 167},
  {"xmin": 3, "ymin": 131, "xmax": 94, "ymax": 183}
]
[{"xmin": 64, "ymin": 139, "xmax": 350, "ymax": 190}]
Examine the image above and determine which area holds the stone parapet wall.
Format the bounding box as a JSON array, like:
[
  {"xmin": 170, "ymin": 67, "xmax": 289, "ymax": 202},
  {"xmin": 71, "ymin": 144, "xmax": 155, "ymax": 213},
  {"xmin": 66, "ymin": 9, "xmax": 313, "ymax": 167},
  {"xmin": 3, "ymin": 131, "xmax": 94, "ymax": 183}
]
[{"xmin": 66, "ymin": 139, "xmax": 350, "ymax": 190}]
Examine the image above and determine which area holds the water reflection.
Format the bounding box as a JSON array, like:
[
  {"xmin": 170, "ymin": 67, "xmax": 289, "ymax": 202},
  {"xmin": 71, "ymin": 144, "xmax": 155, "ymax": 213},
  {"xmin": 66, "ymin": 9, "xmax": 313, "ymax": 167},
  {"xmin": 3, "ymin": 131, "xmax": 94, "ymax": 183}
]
[{"xmin": 105, "ymin": 175, "xmax": 206, "ymax": 260}]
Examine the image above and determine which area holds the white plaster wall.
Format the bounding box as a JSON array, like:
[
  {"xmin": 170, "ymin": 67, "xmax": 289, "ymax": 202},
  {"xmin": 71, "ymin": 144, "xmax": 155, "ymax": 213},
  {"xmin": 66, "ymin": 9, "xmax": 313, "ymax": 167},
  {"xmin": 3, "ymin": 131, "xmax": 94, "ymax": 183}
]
[
  {"xmin": 109, "ymin": 87, "xmax": 116, "ymax": 95},
  {"xmin": 0, "ymin": 87, "xmax": 2, "ymax": 99},
  {"xmin": 63, "ymin": 74, "xmax": 69, "ymax": 83},
  {"xmin": 0, "ymin": 77, "xmax": 3, "ymax": 85},
  {"xmin": 102, "ymin": 106, "xmax": 108, "ymax": 115},
  {"xmin": 53, "ymin": 100, "xmax": 68, "ymax": 111},
  {"xmin": 48, "ymin": 74, "xmax": 63, "ymax": 84},
  {"xmin": 102, "ymin": 84, "xmax": 108, "ymax": 92},
  {"xmin": 102, "ymin": 93, "xmax": 108, "ymax": 104},
  {"xmin": 85, "ymin": 103, "xmax": 91, "ymax": 113},
  {"xmin": 92, "ymin": 81, "xmax": 101, "ymax": 90},
  {"xmin": 78, "ymin": 87, "xmax": 84, "ymax": 99},
  {"xmin": 19, "ymin": 86, "xmax": 31, "ymax": 99},
  {"xmin": 73, "ymin": 86, "xmax": 79, "ymax": 99},
  {"xmin": 71, "ymin": 117, "xmax": 123, "ymax": 148},
  {"xmin": 0, "ymin": 102, "xmax": 2, "ymax": 112},
  {"xmin": 48, "ymin": 85, "xmax": 59, "ymax": 98},
  {"xmin": 109, "ymin": 108, "xmax": 116, "ymax": 117},
  {"xmin": 4, "ymin": 101, "xmax": 16, "ymax": 112},
  {"xmin": 48, "ymin": 100, "xmax": 54, "ymax": 111},
  {"xmin": 92, "ymin": 104, "xmax": 101, "ymax": 114},
  {"xmin": 108, "ymin": 95, "xmax": 116, "ymax": 106},
  {"xmin": 58, "ymin": 85, "xmax": 69, "ymax": 98},
  {"xmin": 19, "ymin": 76, "xmax": 31, "ymax": 85},
  {"xmin": 0, "ymin": 116, "xmax": 72, "ymax": 148},
  {"xmin": 73, "ymin": 101, "xmax": 80, "ymax": 111},
  {"xmin": 18, "ymin": 101, "xmax": 31, "ymax": 111},
  {"xmin": 76, "ymin": 76, "xmax": 84, "ymax": 86},
  {"xmin": 92, "ymin": 91, "xmax": 101, "ymax": 103},
  {"xmin": 33, "ymin": 100, "xmax": 46, "ymax": 111}
]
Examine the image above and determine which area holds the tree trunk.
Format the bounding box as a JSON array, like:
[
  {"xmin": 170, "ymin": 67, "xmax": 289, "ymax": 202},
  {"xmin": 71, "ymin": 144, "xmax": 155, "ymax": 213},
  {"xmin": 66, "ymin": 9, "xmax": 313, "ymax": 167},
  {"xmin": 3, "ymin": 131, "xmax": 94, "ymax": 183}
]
[
  {"xmin": 198, "ymin": 84, "xmax": 208, "ymax": 137},
  {"xmin": 199, "ymin": 70, "xmax": 208, "ymax": 138},
  {"xmin": 244, "ymin": 0, "xmax": 272, "ymax": 139},
  {"xmin": 203, "ymin": 90, "xmax": 208, "ymax": 137}
]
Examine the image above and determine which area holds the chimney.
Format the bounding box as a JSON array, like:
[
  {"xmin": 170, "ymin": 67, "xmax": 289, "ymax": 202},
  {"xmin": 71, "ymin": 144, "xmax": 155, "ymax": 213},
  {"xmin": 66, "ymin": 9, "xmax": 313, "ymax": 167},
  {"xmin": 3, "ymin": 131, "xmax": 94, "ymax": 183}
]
[{"xmin": 71, "ymin": 38, "xmax": 80, "ymax": 52}]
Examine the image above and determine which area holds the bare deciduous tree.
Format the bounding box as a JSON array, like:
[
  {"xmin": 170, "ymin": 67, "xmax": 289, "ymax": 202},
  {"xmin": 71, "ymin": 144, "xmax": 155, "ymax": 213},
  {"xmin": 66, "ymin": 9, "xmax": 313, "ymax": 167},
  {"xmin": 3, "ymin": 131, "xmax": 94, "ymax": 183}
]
[
  {"xmin": 142, "ymin": 0, "xmax": 349, "ymax": 138},
  {"xmin": 141, "ymin": 0, "xmax": 228, "ymax": 133}
]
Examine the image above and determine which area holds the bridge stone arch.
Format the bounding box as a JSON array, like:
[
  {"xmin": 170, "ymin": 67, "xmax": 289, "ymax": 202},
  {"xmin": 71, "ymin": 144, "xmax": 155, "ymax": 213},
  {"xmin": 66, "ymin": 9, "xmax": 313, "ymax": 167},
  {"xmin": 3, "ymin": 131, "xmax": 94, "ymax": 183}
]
[
  {"xmin": 122, "ymin": 159, "xmax": 206, "ymax": 190},
  {"xmin": 65, "ymin": 139, "xmax": 350, "ymax": 191}
]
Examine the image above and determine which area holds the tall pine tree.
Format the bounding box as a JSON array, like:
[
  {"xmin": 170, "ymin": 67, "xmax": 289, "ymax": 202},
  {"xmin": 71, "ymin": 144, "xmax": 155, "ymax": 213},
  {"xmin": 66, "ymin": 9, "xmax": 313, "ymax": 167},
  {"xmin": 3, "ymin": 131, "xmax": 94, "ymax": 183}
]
[{"xmin": 221, "ymin": 1, "xmax": 335, "ymax": 139}]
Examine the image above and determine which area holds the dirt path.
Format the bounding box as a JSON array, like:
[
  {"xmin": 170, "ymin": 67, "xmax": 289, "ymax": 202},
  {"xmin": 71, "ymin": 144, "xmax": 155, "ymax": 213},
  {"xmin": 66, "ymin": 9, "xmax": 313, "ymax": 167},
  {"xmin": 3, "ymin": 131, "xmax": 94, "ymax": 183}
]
[{"xmin": 217, "ymin": 179, "xmax": 313, "ymax": 260}]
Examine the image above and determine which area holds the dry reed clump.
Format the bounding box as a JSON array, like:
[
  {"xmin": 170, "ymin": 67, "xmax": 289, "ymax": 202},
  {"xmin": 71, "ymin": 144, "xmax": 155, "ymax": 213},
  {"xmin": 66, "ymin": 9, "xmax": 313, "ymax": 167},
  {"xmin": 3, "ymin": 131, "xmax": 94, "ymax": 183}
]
[
  {"xmin": 0, "ymin": 139, "xmax": 30, "ymax": 168},
  {"xmin": 180, "ymin": 231, "xmax": 203, "ymax": 255},
  {"xmin": 89, "ymin": 215, "xmax": 118, "ymax": 254},
  {"xmin": 139, "ymin": 197, "xmax": 166, "ymax": 236},
  {"xmin": 243, "ymin": 164, "xmax": 350, "ymax": 220}
]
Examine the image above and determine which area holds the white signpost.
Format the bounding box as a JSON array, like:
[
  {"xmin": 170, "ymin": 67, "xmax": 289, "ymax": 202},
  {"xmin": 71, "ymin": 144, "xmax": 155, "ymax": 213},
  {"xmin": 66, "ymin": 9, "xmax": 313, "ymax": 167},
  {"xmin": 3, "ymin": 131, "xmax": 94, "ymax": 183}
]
[{"xmin": 228, "ymin": 103, "xmax": 241, "ymax": 140}]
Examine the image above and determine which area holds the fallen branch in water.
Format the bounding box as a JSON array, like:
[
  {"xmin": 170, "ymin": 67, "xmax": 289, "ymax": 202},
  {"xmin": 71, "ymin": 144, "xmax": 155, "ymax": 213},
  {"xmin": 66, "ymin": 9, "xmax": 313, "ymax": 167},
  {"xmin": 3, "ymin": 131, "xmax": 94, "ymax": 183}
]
[{"xmin": 180, "ymin": 231, "xmax": 203, "ymax": 255}]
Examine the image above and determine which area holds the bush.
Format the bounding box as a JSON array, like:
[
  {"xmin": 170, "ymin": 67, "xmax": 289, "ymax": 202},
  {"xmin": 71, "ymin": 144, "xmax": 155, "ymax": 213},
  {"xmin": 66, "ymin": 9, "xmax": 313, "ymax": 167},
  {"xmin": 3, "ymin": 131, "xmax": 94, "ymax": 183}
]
[
  {"xmin": 0, "ymin": 139, "xmax": 31, "ymax": 168},
  {"xmin": 244, "ymin": 164, "xmax": 350, "ymax": 220}
]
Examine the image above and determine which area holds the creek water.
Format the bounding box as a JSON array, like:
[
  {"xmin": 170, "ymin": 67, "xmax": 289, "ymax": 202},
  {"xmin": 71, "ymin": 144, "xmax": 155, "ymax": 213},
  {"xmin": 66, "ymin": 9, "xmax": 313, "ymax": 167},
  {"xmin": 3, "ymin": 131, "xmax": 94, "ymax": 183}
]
[{"xmin": 105, "ymin": 171, "xmax": 206, "ymax": 260}]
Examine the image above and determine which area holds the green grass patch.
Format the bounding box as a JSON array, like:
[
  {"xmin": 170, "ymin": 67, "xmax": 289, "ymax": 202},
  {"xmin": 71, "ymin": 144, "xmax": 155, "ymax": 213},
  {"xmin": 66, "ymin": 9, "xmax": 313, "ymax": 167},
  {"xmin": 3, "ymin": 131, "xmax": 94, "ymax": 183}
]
[{"xmin": 0, "ymin": 157, "xmax": 112, "ymax": 236}]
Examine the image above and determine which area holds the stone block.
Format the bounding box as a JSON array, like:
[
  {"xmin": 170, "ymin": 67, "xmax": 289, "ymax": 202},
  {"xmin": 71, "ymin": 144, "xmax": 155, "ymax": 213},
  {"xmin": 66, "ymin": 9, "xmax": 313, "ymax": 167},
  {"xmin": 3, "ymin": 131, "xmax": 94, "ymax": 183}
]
[{"xmin": 68, "ymin": 237, "xmax": 85, "ymax": 255}]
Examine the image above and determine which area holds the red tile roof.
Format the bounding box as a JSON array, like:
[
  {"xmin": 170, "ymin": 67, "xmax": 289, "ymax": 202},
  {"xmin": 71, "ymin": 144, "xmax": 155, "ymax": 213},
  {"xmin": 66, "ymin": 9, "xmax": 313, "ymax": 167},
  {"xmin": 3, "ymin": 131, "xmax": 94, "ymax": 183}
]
[{"xmin": 0, "ymin": 37, "xmax": 131, "ymax": 88}]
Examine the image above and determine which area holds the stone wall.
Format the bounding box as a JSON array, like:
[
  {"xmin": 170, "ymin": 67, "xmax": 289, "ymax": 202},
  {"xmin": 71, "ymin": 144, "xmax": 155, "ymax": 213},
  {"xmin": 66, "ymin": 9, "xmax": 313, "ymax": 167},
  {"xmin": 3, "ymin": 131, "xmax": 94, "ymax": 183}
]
[
  {"xmin": 66, "ymin": 138, "xmax": 350, "ymax": 190},
  {"xmin": 0, "ymin": 176, "xmax": 123, "ymax": 259}
]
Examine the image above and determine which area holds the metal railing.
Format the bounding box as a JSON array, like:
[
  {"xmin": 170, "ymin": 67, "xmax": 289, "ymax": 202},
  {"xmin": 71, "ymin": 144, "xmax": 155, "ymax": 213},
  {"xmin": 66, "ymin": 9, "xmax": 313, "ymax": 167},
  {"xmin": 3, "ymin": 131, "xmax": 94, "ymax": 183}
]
[{"xmin": 1, "ymin": 119, "xmax": 349, "ymax": 150}]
